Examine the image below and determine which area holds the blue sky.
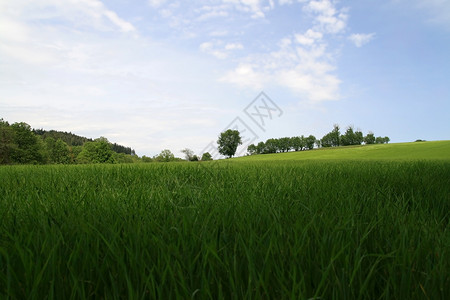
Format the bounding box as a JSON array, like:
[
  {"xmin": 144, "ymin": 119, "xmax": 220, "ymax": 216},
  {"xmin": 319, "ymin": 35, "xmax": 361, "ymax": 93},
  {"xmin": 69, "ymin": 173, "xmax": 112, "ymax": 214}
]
[{"xmin": 1, "ymin": 0, "xmax": 449, "ymax": 157}]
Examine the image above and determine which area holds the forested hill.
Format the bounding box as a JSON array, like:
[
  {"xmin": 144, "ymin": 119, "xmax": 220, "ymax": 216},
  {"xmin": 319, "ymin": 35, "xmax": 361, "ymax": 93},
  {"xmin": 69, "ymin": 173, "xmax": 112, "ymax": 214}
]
[
  {"xmin": 33, "ymin": 129, "xmax": 93, "ymax": 146},
  {"xmin": 33, "ymin": 128, "xmax": 135, "ymax": 155},
  {"xmin": 1, "ymin": 118, "xmax": 141, "ymax": 165}
]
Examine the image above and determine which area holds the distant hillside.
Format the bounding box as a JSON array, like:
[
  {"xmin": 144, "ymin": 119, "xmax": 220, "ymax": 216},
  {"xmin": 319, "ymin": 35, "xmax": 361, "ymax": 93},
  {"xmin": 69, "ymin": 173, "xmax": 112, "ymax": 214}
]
[
  {"xmin": 235, "ymin": 141, "xmax": 450, "ymax": 162},
  {"xmin": 33, "ymin": 129, "xmax": 135, "ymax": 155}
]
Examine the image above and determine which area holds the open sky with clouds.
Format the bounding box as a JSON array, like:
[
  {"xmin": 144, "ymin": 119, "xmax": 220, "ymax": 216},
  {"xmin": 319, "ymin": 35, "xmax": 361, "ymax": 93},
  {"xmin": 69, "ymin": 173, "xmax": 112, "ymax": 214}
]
[{"xmin": 1, "ymin": 0, "xmax": 449, "ymax": 157}]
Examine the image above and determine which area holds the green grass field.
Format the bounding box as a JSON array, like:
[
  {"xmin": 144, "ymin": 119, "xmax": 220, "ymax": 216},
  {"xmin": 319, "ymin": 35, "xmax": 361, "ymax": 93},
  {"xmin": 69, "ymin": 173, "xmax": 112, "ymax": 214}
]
[
  {"xmin": 0, "ymin": 141, "xmax": 449, "ymax": 299},
  {"xmin": 236, "ymin": 140, "xmax": 450, "ymax": 161}
]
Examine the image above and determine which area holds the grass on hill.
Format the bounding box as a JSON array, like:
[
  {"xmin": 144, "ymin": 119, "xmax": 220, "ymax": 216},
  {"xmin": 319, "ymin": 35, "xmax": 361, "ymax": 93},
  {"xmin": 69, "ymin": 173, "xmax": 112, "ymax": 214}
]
[{"xmin": 234, "ymin": 140, "xmax": 450, "ymax": 161}]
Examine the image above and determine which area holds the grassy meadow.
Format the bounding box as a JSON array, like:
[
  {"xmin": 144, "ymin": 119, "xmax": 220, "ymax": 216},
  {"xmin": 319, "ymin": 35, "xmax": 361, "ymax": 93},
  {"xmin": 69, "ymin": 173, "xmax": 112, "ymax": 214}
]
[
  {"xmin": 236, "ymin": 140, "xmax": 450, "ymax": 161},
  {"xmin": 0, "ymin": 141, "xmax": 449, "ymax": 299}
]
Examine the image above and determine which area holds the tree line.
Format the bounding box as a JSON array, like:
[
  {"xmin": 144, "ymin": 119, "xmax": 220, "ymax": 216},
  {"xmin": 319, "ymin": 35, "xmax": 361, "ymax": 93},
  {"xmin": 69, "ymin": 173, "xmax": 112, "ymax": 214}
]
[
  {"xmin": 247, "ymin": 125, "xmax": 389, "ymax": 155},
  {"xmin": 0, "ymin": 118, "xmax": 214, "ymax": 165},
  {"xmin": 0, "ymin": 119, "xmax": 142, "ymax": 165},
  {"xmin": 1, "ymin": 118, "xmax": 390, "ymax": 164},
  {"xmin": 318, "ymin": 124, "xmax": 389, "ymax": 148}
]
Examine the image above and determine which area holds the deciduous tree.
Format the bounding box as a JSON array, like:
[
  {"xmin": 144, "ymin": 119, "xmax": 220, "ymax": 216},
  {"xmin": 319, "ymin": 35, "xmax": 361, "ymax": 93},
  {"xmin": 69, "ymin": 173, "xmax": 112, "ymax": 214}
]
[
  {"xmin": 201, "ymin": 152, "xmax": 213, "ymax": 161},
  {"xmin": 217, "ymin": 129, "xmax": 242, "ymax": 158}
]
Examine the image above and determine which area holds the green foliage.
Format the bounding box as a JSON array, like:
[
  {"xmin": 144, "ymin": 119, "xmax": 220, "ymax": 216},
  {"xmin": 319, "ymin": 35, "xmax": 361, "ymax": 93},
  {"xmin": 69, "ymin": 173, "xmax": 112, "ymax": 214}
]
[
  {"xmin": 321, "ymin": 124, "xmax": 341, "ymax": 147},
  {"xmin": 305, "ymin": 134, "xmax": 316, "ymax": 150},
  {"xmin": 248, "ymin": 134, "xmax": 316, "ymax": 155},
  {"xmin": 45, "ymin": 137, "xmax": 71, "ymax": 164},
  {"xmin": 0, "ymin": 119, "xmax": 16, "ymax": 164},
  {"xmin": 364, "ymin": 132, "xmax": 376, "ymax": 144},
  {"xmin": 247, "ymin": 144, "xmax": 257, "ymax": 155},
  {"xmin": 256, "ymin": 141, "xmax": 266, "ymax": 154},
  {"xmin": 181, "ymin": 148, "xmax": 197, "ymax": 161},
  {"xmin": 10, "ymin": 122, "xmax": 46, "ymax": 164},
  {"xmin": 154, "ymin": 149, "xmax": 175, "ymax": 162},
  {"xmin": 34, "ymin": 128, "xmax": 93, "ymax": 146},
  {"xmin": 278, "ymin": 137, "xmax": 291, "ymax": 152},
  {"xmin": 70, "ymin": 146, "xmax": 83, "ymax": 160},
  {"xmin": 0, "ymin": 157, "xmax": 448, "ymax": 299},
  {"xmin": 34, "ymin": 128, "xmax": 135, "ymax": 155},
  {"xmin": 264, "ymin": 138, "xmax": 279, "ymax": 154},
  {"xmin": 77, "ymin": 137, "xmax": 116, "ymax": 164},
  {"xmin": 340, "ymin": 126, "xmax": 361, "ymax": 146},
  {"xmin": 201, "ymin": 152, "xmax": 213, "ymax": 161},
  {"xmin": 141, "ymin": 155, "xmax": 153, "ymax": 163},
  {"xmin": 1, "ymin": 118, "xmax": 138, "ymax": 165},
  {"xmin": 331, "ymin": 124, "xmax": 341, "ymax": 146},
  {"xmin": 217, "ymin": 129, "xmax": 242, "ymax": 158},
  {"xmin": 321, "ymin": 125, "xmax": 387, "ymax": 148},
  {"xmin": 113, "ymin": 152, "xmax": 135, "ymax": 164},
  {"xmin": 320, "ymin": 132, "xmax": 334, "ymax": 147},
  {"xmin": 291, "ymin": 135, "xmax": 306, "ymax": 151},
  {"xmin": 376, "ymin": 136, "xmax": 390, "ymax": 144}
]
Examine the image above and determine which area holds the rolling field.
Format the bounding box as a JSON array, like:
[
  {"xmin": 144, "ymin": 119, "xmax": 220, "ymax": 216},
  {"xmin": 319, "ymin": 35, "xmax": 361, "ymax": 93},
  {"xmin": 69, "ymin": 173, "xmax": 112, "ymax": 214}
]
[
  {"xmin": 236, "ymin": 140, "xmax": 450, "ymax": 161},
  {"xmin": 0, "ymin": 142, "xmax": 449, "ymax": 299}
]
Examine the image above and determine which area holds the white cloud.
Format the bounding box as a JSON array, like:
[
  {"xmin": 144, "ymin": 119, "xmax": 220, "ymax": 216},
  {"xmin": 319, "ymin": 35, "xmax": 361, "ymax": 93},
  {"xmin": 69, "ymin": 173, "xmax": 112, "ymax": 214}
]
[
  {"xmin": 225, "ymin": 43, "xmax": 244, "ymax": 50},
  {"xmin": 0, "ymin": 0, "xmax": 136, "ymax": 34},
  {"xmin": 295, "ymin": 29, "xmax": 323, "ymax": 46},
  {"xmin": 222, "ymin": 0, "xmax": 275, "ymax": 18},
  {"xmin": 148, "ymin": 0, "xmax": 168, "ymax": 8},
  {"xmin": 348, "ymin": 33, "xmax": 375, "ymax": 47},
  {"xmin": 279, "ymin": 0, "xmax": 293, "ymax": 5},
  {"xmin": 305, "ymin": 0, "xmax": 348, "ymax": 34},
  {"xmin": 222, "ymin": 0, "xmax": 346, "ymax": 102},
  {"xmin": 199, "ymin": 42, "xmax": 228, "ymax": 59},
  {"xmin": 196, "ymin": 4, "xmax": 230, "ymax": 21},
  {"xmin": 0, "ymin": 0, "xmax": 234, "ymax": 156},
  {"xmin": 221, "ymin": 64, "xmax": 267, "ymax": 89},
  {"xmin": 103, "ymin": 10, "xmax": 135, "ymax": 32},
  {"xmin": 200, "ymin": 40, "xmax": 243, "ymax": 59}
]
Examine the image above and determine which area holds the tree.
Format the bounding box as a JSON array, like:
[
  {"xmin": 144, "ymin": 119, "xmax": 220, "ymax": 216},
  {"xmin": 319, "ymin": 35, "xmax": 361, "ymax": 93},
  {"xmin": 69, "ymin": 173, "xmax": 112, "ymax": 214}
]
[
  {"xmin": 256, "ymin": 141, "xmax": 266, "ymax": 154},
  {"xmin": 77, "ymin": 137, "xmax": 115, "ymax": 164},
  {"xmin": 141, "ymin": 155, "xmax": 153, "ymax": 163},
  {"xmin": 278, "ymin": 137, "xmax": 291, "ymax": 152},
  {"xmin": 341, "ymin": 126, "xmax": 355, "ymax": 146},
  {"xmin": 320, "ymin": 132, "xmax": 333, "ymax": 148},
  {"xmin": 355, "ymin": 130, "xmax": 364, "ymax": 145},
  {"xmin": 375, "ymin": 136, "xmax": 384, "ymax": 144},
  {"xmin": 71, "ymin": 146, "xmax": 83, "ymax": 161},
  {"xmin": 331, "ymin": 124, "xmax": 341, "ymax": 147},
  {"xmin": 154, "ymin": 149, "xmax": 175, "ymax": 162},
  {"xmin": 0, "ymin": 119, "xmax": 16, "ymax": 164},
  {"xmin": 264, "ymin": 138, "xmax": 278, "ymax": 153},
  {"xmin": 321, "ymin": 125, "xmax": 341, "ymax": 148},
  {"xmin": 10, "ymin": 122, "xmax": 46, "ymax": 164},
  {"xmin": 305, "ymin": 135, "xmax": 316, "ymax": 150},
  {"xmin": 290, "ymin": 136, "xmax": 302, "ymax": 151},
  {"xmin": 341, "ymin": 126, "xmax": 363, "ymax": 146},
  {"xmin": 315, "ymin": 139, "xmax": 322, "ymax": 148},
  {"xmin": 364, "ymin": 132, "xmax": 376, "ymax": 145},
  {"xmin": 45, "ymin": 137, "xmax": 71, "ymax": 164},
  {"xmin": 181, "ymin": 148, "xmax": 195, "ymax": 161},
  {"xmin": 247, "ymin": 144, "xmax": 257, "ymax": 155},
  {"xmin": 384, "ymin": 137, "xmax": 390, "ymax": 144},
  {"xmin": 201, "ymin": 152, "xmax": 213, "ymax": 161},
  {"xmin": 113, "ymin": 152, "xmax": 134, "ymax": 163},
  {"xmin": 217, "ymin": 129, "xmax": 242, "ymax": 158}
]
